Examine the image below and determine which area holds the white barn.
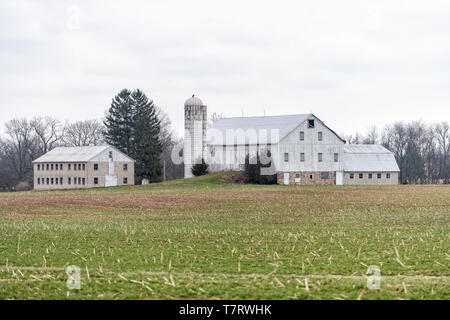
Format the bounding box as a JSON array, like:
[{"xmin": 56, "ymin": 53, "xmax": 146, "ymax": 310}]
[{"xmin": 183, "ymin": 95, "xmax": 399, "ymax": 185}]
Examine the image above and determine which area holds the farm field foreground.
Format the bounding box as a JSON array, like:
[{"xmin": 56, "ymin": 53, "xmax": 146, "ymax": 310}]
[{"xmin": 0, "ymin": 173, "xmax": 449, "ymax": 300}]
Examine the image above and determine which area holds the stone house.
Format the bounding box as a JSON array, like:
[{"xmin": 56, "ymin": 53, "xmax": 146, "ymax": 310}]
[{"xmin": 32, "ymin": 145, "xmax": 135, "ymax": 190}]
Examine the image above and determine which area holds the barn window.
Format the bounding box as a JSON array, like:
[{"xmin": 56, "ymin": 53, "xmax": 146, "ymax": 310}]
[
  {"xmin": 350, "ymin": 173, "xmax": 354, "ymax": 179},
  {"xmin": 359, "ymin": 173, "xmax": 363, "ymax": 179},
  {"xmin": 68, "ymin": 177, "xmax": 71, "ymax": 185},
  {"xmin": 68, "ymin": 164, "xmax": 71, "ymax": 170},
  {"xmin": 74, "ymin": 164, "xmax": 77, "ymax": 171},
  {"xmin": 51, "ymin": 178, "xmax": 54, "ymax": 184},
  {"xmin": 123, "ymin": 177, "xmax": 128, "ymax": 184},
  {"xmin": 94, "ymin": 163, "xmax": 98, "ymax": 171},
  {"xmin": 318, "ymin": 132, "xmax": 323, "ymax": 141},
  {"xmin": 78, "ymin": 177, "xmax": 81, "ymax": 185},
  {"xmin": 299, "ymin": 131, "xmax": 304, "ymax": 141},
  {"xmin": 55, "ymin": 178, "xmax": 58, "ymax": 185},
  {"xmin": 46, "ymin": 164, "xmax": 49, "ymax": 170},
  {"xmin": 377, "ymin": 173, "xmax": 381, "ymax": 179},
  {"xmin": 82, "ymin": 164, "xmax": 85, "ymax": 171},
  {"xmin": 82, "ymin": 178, "xmax": 85, "ymax": 185},
  {"xmin": 94, "ymin": 177, "xmax": 98, "ymax": 185},
  {"xmin": 60, "ymin": 164, "xmax": 63, "ymax": 170},
  {"xmin": 123, "ymin": 164, "xmax": 128, "ymax": 171},
  {"xmin": 321, "ymin": 172, "xmax": 329, "ymax": 179},
  {"xmin": 368, "ymin": 173, "xmax": 373, "ymax": 179},
  {"xmin": 51, "ymin": 164, "xmax": 54, "ymax": 170},
  {"xmin": 37, "ymin": 178, "xmax": 40, "ymax": 185},
  {"xmin": 78, "ymin": 164, "xmax": 81, "ymax": 171},
  {"xmin": 386, "ymin": 173, "xmax": 391, "ymax": 179},
  {"xmin": 37, "ymin": 164, "xmax": 40, "ymax": 171},
  {"xmin": 300, "ymin": 153, "xmax": 305, "ymax": 162},
  {"xmin": 73, "ymin": 177, "xmax": 77, "ymax": 185},
  {"xmin": 334, "ymin": 153, "xmax": 339, "ymax": 162},
  {"xmin": 308, "ymin": 119, "xmax": 315, "ymax": 128},
  {"xmin": 318, "ymin": 153, "xmax": 322, "ymax": 162},
  {"xmin": 284, "ymin": 153, "xmax": 289, "ymax": 162},
  {"xmin": 47, "ymin": 178, "xmax": 50, "ymax": 184},
  {"xmin": 309, "ymin": 174, "xmax": 314, "ymax": 180},
  {"xmin": 109, "ymin": 151, "xmax": 113, "ymax": 159}
]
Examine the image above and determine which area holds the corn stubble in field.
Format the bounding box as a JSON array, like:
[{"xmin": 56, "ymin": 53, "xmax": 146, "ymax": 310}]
[{"xmin": 0, "ymin": 173, "xmax": 449, "ymax": 299}]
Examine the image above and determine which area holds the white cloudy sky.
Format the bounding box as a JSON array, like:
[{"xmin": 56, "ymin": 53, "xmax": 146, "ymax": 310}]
[{"xmin": 1, "ymin": 0, "xmax": 449, "ymax": 138}]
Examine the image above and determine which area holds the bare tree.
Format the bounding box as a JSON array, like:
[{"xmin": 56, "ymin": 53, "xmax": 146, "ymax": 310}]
[
  {"xmin": 63, "ymin": 119, "xmax": 105, "ymax": 146},
  {"xmin": 363, "ymin": 126, "xmax": 379, "ymax": 144},
  {"xmin": 435, "ymin": 121, "xmax": 450, "ymax": 183},
  {"xmin": 208, "ymin": 112, "xmax": 224, "ymax": 127},
  {"xmin": 30, "ymin": 116, "xmax": 64, "ymax": 154}
]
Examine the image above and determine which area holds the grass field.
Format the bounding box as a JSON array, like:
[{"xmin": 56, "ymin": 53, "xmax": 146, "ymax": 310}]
[{"xmin": 0, "ymin": 172, "xmax": 449, "ymax": 300}]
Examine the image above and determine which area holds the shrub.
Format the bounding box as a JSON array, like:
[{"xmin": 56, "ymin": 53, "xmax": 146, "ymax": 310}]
[
  {"xmin": 244, "ymin": 150, "xmax": 277, "ymax": 184},
  {"xmin": 191, "ymin": 158, "xmax": 209, "ymax": 176}
]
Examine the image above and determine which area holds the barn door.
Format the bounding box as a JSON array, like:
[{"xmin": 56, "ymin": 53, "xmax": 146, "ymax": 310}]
[
  {"xmin": 336, "ymin": 171, "xmax": 343, "ymax": 185},
  {"xmin": 283, "ymin": 173, "xmax": 290, "ymax": 185}
]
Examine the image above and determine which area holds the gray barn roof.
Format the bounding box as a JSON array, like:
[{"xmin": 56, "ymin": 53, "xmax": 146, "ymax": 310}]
[
  {"xmin": 208, "ymin": 114, "xmax": 313, "ymax": 145},
  {"xmin": 343, "ymin": 144, "xmax": 400, "ymax": 172},
  {"xmin": 33, "ymin": 146, "xmax": 110, "ymax": 163}
]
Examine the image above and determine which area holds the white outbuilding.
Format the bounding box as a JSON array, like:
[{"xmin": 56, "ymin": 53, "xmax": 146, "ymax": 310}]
[{"xmin": 183, "ymin": 95, "xmax": 400, "ymax": 185}]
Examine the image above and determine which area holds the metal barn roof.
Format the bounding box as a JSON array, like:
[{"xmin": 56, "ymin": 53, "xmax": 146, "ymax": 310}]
[
  {"xmin": 207, "ymin": 114, "xmax": 311, "ymax": 145},
  {"xmin": 33, "ymin": 146, "xmax": 110, "ymax": 163},
  {"xmin": 343, "ymin": 144, "xmax": 400, "ymax": 172}
]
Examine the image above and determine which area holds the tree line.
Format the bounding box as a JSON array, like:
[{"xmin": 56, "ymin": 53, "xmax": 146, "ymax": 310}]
[
  {"xmin": 0, "ymin": 89, "xmax": 183, "ymax": 190},
  {"xmin": 342, "ymin": 121, "xmax": 450, "ymax": 184}
]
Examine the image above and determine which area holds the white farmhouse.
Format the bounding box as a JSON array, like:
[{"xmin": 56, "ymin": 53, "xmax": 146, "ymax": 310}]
[{"xmin": 183, "ymin": 95, "xmax": 399, "ymax": 185}]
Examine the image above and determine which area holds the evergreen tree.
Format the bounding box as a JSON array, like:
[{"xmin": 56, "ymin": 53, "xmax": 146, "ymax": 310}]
[
  {"xmin": 191, "ymin": 158, "xmax": 209, "ymax": 176},
  {"xmin": 103, "ymin": 89, "xmax": 134, "ymax": 155},
  {"xmin": 131, "ymin": 89, "xmax": 162, "ymax": 182}
]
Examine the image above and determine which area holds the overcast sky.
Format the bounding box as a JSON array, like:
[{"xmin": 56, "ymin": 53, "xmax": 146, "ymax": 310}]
[{"xmin": 1, "ymin": 0, "xmax": 449, "ymax": 138}]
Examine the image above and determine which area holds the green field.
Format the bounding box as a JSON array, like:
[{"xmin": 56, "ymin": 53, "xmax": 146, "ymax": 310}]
[{"xmin": 0, "ymin": 173, "xmax": 449, "ymax": 299}]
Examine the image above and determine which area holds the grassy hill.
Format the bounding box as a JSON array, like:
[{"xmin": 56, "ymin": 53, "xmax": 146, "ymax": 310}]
[{"xmin": 0, "ymin": 173, "xmax": 449, "ymax": 299}]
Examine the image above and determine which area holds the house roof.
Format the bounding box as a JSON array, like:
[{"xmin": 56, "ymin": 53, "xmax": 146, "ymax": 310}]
[
  {"xmin": 33, "ymin": 146, "xmax": 112, "ymax": 163},
  {"xmin": 208, "ymin": 114, "xmax": 339, "ymax": 145},
  {"xmin": 343, "ymin": 144, "xmax": 400, "ymax": 172}
]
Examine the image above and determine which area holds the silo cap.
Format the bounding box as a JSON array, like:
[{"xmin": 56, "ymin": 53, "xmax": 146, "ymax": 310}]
[{"xmin": 185, "ymin": 95, "xmax": 204, "ymax": 107}]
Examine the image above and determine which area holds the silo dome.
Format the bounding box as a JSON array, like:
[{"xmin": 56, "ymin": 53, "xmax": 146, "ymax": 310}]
[{"xmin": 185, "ymin": 94, "xmax": 204, "ymax": 107}]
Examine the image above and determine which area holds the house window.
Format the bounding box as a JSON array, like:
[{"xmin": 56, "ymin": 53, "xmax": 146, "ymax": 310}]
[
  {"xmin": 47, "ymin": 178, "xmax": 49, "ymax": 184},
  {"xmin": 60, "ymin": 177, "xmax": 63, "ymax": 185},
  {"xmin": 55, "ymin": 164, "xmax": 58, "ymax": 171},
  {"xmin": 123, "ymin": 177, "xmax": 128, "ymax": 184},
  {"xmin": 68, "ymin": 177, "xmax": 71, "ymax": 185},
  {"xmin": 82, "ymin": 164, "xmax": 85, "ymax": 171},
  {"xmin": 368, "ymin": 173, "xmax": 373, "ymax": 179},
  {"xmin": 299, "ymin": 131, "xmax": 304, "ymax": 141},
  {"xmin": 46, "ymin": 164, "xmax": 49, "ymax": 170},
  {"xmin": 60, "ymin": 164, "xmax": 63, "ymax": 170},
  {"xmin": 377, "ymin": 173, "xmax": 381, "ymax": 179},
  {"xmin": 386, "ymin": 173, "xmax": 391, "ymax": 179},
  {"xmin": 318, "ymin": 153, "xmax": 322, "ymax": 162},
  {"xmin": 78, "ymin": 177, "xmax": 81, "ymax": 185},
  {"xmin": 37, "ymin": 164, "xmax": 40, "ymax": 171},
  {"xmin": 82, "ymin": 178, "xmax": 85, "ymax": 185},
  {"xmin": 68, "ymin": 164, "xmax": 71, "ymax": 170},
  {"xmin": 51, "ymin": 178, "xmax": 54, "ymax": 184},
  {"xmin": 359, "ymin": 173, "xmax": 363, "ymax": 179},
  {"xmin": 51, "ymin": 164, "xmax": 54, "ymax": 170},
  {"xmin": 300, "ymin": 153, "xmax": 305, "ymax": 162},
  {"xmin": 73, "ymin": 177, "xmax": 77, "ymax": 185},
  {"xmin": 78, "ymin": 164, "xmax": 81, "ymax": 171},
  {"xmin": 109, "ymin": 151, "xmax": 113, "ymax": 159},
  {"xmin": 94, "ymin": 177, "xmax": 98, "ymax": 185},
  {"xmin": 74, "ymin": 164, "xmax": 77, "ymax": 171},
  {"xmin": 350, "ymin": 173, "xmax": 354, "ymax": 179},
  {"xmin": 321, "ymin": 172, "xmax": 329, "ymax": 179},
  {"xmin": 94, "ymin": 164, "xmax": 98, "ymax": 171},
  {"xmin": 308, "ymin": 119, "xmax": 315, "ymax": 128},
  {"xmin": 37, "ymin": 178, "xmax": 40, "ymax": 185},
  {"xmin": 284, "ymin": 153, "xmax": 289, "ymax": 162},
  {"xmin": 55, "ymin": 178, "xmax": 58, "ymax": 185},
  {"xmin": 334, "ymin": 153, "xmax": 339, "ymax": 162},
  {"xmin": 318, "ymin": 132, "xmax": 323, "ymax": 141},
  {"xmin": 123, "ymin": 164, "xmax": 128, "ymax": 171}
]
